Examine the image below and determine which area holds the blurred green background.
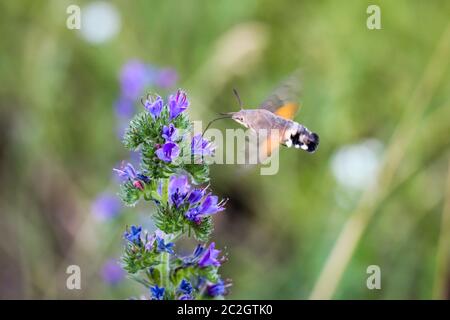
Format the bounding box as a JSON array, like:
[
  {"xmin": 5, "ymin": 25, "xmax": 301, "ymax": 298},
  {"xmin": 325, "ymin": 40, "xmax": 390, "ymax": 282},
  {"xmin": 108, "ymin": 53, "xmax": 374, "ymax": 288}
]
[{"xmin": 1, "ymin": 0, "xmax": 449, "ymax": 299}]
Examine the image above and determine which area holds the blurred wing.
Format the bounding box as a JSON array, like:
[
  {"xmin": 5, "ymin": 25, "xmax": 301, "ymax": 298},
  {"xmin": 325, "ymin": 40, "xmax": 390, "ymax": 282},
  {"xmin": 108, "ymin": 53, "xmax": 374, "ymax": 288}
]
[
  {"xmin": 241, "ymin": 130, "xmax": 280, "ymax": 165},
  {"xmin": 258, "ymin": 131, "xmax": 281, "ymax": 161},
  {"xmin": 273, "ymin": 102, "xmax": 298, "ymax": 120},
  {"xmin": 258, "ymin": 72, "xmax": 302, "ymax": 120}
]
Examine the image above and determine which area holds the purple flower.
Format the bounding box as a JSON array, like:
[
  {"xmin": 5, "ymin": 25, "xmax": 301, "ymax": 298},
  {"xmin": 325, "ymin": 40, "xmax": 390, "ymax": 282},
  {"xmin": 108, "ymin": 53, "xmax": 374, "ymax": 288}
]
[
  {"xmin": 156, "ymin": 142, "xmax": 180, "ymax": 163},
  {"xmin": 192, "ymin": 244, "xmax": 206, "ymax": 259},
  {"xmin": 101, "ymin": 259, "xmax": 125, "ymax": 286},
  {"xmin": 168, "ymin": 175, "xmax": 190, "ymax": 208},
  {"xmin": 161, "ymin": 124, "xmax": 178, "ymax": 142},
  {"xmin": 91, "ymin": 192, "xmax": 121, "ymax": 221},
  {"xmin": 178, "ymin": 279, "xmax": 193, "ymax": 295},
  {"xmin": 198, "ymin": 194, "xmax": 226, "ymax": 215},
  {"xmin": 156, "ymin": 68, "xmax": 178, "ymax": 88},
  {"xmin": 144, "ymin": 230, "xmax": 166, "ymax": 251},
  {"xmin": 169, "ymin": 175, "xmax": 190, "ymax": 194},
  {"xmin": 178, "ymin": 294, "xmax": 193, "ymax": 300},
  {"xmin": 124, "ymin": 225, "xmax": 142, "ymax": 245},
  {"xmin": 168, "ymin": 89, "xmax": 189, "ymax": 119},
  {"xmin": 144, "ymin": 95, "xmax": 163, "ymax": 119},
  {"xmin": 187, "ymin": 188, "xmax": 205, "ymax": 205},
  {"xmin": 198, "ymin": 242, "xmax": 222, "ymax": 268},
  {"xmin": 120, "ymin": 60, "xmax": 152, "ymax": 99},
  {"xmin": 136, "ymin": 173, "xmax": 151, "ymax": 184},
  {"xmin": 207, "ymin": 279, "xmax": 227, "ymax": 297},
  {"xmin": 113, "ymin": 162, "xmax": 137, "ymax": 180},
  {"xmin": 113, "ymin": 162, "xmax": 149, "ymax": 190},
  {"xmin": 191, "ymin": 134, "xmax": 215, "ymax": 156},
  {"xmin": 182, "ymin": 244, "xmax": 207, "ymax": 267},
  {"xmin": 144, "ymin": 234, "xmax": 156, "ymax": 251},
  {"xmin": 185, "ymin": 194, "xmax": 226, "ymax": 223},
  {"xmin": 156, "ymin": 237, "xmax": 175, "ymax": 254},
  {"xmin": 150, "ymin": 285, "xmax": 165, "ymax": 300}
]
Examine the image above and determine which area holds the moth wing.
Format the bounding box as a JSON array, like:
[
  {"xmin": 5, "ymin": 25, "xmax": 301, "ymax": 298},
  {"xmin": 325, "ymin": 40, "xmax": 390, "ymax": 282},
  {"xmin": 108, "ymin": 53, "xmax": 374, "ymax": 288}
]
[
  {"xmin": 258, "ymin": 72, "xmax": 302, "ymax": 120},
  {"xmin": 274, "ymin": 102, "xmax": 298, "ymax": 120},
  {"xmin": 238, "ymin": 129, "xmax": 280, "ymax": 164},
  {"xmin": 257, "ymin": 131, "xmax": 281, "ymax": 162}
]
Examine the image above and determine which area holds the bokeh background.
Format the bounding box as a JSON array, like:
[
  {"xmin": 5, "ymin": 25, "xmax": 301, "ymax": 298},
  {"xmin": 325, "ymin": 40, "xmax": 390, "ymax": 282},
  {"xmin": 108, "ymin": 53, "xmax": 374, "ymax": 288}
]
[{"xmin": 1, "ymin": 0, "xmax": 449, "ymax": 299}]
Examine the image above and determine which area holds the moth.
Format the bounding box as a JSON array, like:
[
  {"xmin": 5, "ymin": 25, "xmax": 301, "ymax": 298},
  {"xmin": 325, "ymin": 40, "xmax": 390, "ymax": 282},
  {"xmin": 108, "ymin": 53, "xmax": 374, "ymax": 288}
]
[{"xmin": 220, "ymin": 73, "xmax": 319, "ymax": 161}]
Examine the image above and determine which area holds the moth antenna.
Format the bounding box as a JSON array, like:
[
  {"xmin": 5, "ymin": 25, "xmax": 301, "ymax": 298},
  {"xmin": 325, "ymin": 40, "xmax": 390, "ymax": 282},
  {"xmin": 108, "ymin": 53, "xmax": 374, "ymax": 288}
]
[{"xmin": 233, "ymin": 88, "xmax": 243, "ymax": 110}]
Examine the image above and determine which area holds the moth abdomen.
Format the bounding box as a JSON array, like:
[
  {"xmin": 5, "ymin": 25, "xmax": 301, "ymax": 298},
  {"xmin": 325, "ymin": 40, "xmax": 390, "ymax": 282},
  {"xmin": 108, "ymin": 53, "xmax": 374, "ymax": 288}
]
[
  {"xmin": 305, "ymin": 132, "xmax": 319, "ymax": 153},
  {"xmin": 289, "ymin": 126, "xmax": 319, "ymax": 153}
]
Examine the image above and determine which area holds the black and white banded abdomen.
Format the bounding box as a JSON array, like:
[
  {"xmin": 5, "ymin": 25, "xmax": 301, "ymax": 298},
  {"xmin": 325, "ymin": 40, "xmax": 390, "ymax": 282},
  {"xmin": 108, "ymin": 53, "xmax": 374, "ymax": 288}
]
[{"xmin": 284, "ymin": 123, "xmax": 319, "ymax": 153}]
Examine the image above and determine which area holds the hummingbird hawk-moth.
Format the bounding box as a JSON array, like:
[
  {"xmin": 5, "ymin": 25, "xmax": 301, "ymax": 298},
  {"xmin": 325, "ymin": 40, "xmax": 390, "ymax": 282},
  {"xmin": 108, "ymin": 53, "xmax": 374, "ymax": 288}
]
[{"xmin": 223, "ymin": 73, "xmax": 319, "ymax": 161}]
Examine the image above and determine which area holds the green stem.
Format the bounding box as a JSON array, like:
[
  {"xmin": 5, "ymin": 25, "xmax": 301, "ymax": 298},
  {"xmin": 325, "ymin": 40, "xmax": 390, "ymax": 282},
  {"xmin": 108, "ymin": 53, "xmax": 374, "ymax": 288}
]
[
  {"xmin": 161, "ymin": 177, "xmax": 169, "ymax": 203},
  {"xmin": 158, "ymin": 177, "xmax": 186, "ymax": 294},
  {"xmin": 160, "ymin": 251, "xmax": 170, "ymax": 290},
  {"xmin": 160, "ymin": 230, "xmax": 184, "ymax": 291},
  {"xmin": 159, "ymin": 178, "xmax": 170, "ymax": 291}
]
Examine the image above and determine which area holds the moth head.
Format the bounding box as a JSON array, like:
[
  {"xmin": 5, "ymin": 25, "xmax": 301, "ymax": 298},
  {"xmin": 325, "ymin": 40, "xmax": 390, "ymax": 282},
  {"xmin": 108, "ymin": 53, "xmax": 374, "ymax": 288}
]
[{"xmin": 230, "ymin": 111, "xmax": 248, "ymax": 127}]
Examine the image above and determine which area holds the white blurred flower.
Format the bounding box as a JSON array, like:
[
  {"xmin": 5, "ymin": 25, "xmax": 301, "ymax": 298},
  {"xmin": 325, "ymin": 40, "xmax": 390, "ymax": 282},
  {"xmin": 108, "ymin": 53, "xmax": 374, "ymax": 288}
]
[
  {"xmin": 79, "ymin": 1, "xmax": 121, "ymax": 44},
  {"xmin": 331, "ymin": 139, "xmax": 383, "ymax": 190}
]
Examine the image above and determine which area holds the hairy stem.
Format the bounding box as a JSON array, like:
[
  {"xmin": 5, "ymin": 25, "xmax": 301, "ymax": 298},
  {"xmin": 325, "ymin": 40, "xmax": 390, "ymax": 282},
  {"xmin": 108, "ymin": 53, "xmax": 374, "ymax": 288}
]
[
  {"xmin": 160, "ymin": 251, "xmax": 170, "ymax": 289},
  {"xmin": 160, "ymin": 178, "xmax": 170, "ymax": 289}
]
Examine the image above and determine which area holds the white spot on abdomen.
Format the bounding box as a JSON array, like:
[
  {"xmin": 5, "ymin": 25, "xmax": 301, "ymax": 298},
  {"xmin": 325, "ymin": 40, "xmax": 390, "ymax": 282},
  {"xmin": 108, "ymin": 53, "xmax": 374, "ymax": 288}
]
[{"xmin": 285, "ymin": 140, "xmax": 293, "ymax": 148}]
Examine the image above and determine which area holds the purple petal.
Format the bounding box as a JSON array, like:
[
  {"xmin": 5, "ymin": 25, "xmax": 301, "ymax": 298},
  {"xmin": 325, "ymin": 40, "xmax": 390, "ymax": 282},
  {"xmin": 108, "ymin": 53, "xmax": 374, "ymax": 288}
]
[
  {"xmin": 156, "ymin": 142, "xmax": 180, "ymax": 162},
  {"xmin": 169, "ymin": 175, "xmax": 190, "ymax": 195},
  {"xmin": 113, "ymin": 163, "xmax": 137, "ymax": 180},
  {"xmin": 162, "ymin": 123, "xmax": 178, "ymax": 141},
  {"xmin": 207, "ymin": 279, "xmax": 227, "ymax": 297},
  {"xmin": 198, "ymin": 194, "xmax": 225, "ymax": 216},
  {"xmin": 168, "ymin": 89, "xmax": 189, "ymax": 119},
  {"xmin": 198, "ymin": 242, "xmax": 221, "ymax": 268},
  {"xmin": 168, "ymin": 175, "xmax": 190, "ymax": 207},
  {"xmin": 188, "ymin": 189, "xmax": 204, "ymax": 204},
  {"xmin": 144, "ymin": 95, "xmax": 163, "ymax": 119},
  {"xmin": 191, "ymin": 134, "xmax": 215, "ymax": 156}
]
